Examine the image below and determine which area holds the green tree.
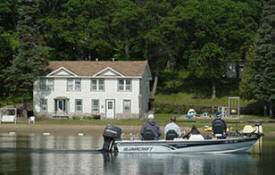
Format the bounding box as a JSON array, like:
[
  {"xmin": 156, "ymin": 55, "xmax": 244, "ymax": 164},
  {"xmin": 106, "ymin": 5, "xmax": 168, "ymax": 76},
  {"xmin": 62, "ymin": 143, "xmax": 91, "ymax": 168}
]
[
  {"xmin": 254, "ymin": 0, "xmax": 275, "ymax": 117},
  {"xmin": 0, "ymin": 0, "xmax": 18, "ymax": 98},
  {"xmin": 239, "ymin": 45, "xmax": 257, "ymax": 100},
  {"xmin": 39, "ymin": 0, "xmax": 114, "ymax": 60},
  {"xmin": 180, "ymin": 0, "xmax": 261, "ymax": 98},
  {"xmin": 5, "ymin": 0, "xmax": 49, "ymax": 116}
]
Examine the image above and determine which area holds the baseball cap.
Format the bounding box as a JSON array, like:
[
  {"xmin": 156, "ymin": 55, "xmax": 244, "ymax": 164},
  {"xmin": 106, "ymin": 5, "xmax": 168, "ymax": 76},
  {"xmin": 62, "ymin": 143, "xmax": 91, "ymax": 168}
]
[{"xmin": 148, "ymin": 114, "xmax": 154, "ymax": 119}]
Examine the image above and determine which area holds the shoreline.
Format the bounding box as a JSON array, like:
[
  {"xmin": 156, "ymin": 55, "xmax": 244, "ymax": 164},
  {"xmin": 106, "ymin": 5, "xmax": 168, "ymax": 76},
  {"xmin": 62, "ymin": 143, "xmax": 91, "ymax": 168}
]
[
  {"xmin": 1, "ymin": 124, "xmax": 274, "ymax": 137},
  {"xmin": 0, "ymin": 124, "xmax": 145, "ymax": 136}
]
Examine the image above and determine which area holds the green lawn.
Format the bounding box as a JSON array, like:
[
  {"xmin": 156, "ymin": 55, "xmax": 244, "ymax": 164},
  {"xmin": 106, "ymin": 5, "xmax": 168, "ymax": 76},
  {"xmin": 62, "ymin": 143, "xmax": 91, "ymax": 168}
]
[
  {"xmin": 11, "ymin": 114, "xmax": 274, "ymax": 128},
  {"xmin": 2, "ymin": 114, "xmax": 273, "ymax": 134},
  {"xmin": 155, "ymin": 92, "xmax": 255, "ymax": 107}
]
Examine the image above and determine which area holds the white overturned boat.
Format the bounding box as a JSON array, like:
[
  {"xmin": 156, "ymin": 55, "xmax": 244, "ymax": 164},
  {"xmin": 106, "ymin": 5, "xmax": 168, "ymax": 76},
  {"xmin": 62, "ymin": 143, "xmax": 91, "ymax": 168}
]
[{"xmin": 102, "ymin": 125, "xmax": 262, "ymax": 154}]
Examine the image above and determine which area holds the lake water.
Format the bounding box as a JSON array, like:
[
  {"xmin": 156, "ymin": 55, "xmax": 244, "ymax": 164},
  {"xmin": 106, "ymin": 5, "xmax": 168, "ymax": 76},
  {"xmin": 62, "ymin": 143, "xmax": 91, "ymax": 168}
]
[{"xmin": 0, "ymin": 133, "xmax": 274, "ymax": 175}]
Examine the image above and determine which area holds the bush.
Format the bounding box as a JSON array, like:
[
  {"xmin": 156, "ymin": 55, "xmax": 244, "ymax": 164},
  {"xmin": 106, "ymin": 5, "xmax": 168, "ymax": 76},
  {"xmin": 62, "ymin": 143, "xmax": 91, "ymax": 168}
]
[
  {"xmin": 240, "ymin": 101, "xmax": 263, "ymax": 115},
  {"xmin": 154, "ymin": 102, "xmax": 189, "ymax": 114},
  {"xmin": 154, "ymin": 101, "xmax": 263, "ymax": 115},
  {"xmin": 72, "ymin": 116, "xmax": 80, "ymax": 120},
  {"xmin": 87, "ymin": 116, "xmax": 93, "ymax": 120},
  {"xmin": 154, "ymin": 102, "xmax": 217, "ymax": 114},
  {"xmin": 92, "ymin": 114, "xmax": 101, "ymax": 119}
]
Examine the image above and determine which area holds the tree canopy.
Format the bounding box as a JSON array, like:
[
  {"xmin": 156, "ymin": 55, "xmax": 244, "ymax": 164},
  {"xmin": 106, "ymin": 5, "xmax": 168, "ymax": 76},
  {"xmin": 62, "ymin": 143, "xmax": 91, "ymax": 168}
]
[{"xmin": 0, "ymin": 0, "xmax": 267, "ymax": 104}]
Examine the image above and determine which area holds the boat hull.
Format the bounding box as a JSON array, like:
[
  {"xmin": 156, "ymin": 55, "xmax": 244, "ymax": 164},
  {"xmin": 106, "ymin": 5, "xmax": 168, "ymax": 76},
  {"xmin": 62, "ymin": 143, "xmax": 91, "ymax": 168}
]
[{"xmin": 115, "ymin": 137, "xmax": 258, "ymax": 153}]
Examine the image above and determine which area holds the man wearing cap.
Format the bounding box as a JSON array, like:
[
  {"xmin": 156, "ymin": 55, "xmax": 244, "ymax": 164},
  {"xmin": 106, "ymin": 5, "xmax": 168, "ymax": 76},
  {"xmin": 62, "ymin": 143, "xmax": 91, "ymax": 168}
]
[
  {"xmin": 140, "ymin": 114, "xmax": 161, "ymax": 140},
  {"xmin": 212, "ymin": 113, "xmax": 227, "ymax": 138},
  {"xmin": 164, "ymin": 117, "xmax": 181, "ymax": 139}
]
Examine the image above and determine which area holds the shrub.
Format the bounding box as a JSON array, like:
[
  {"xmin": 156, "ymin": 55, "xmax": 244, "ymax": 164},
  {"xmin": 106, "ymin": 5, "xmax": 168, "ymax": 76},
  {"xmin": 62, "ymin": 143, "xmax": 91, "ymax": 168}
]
[
  {"xmin": 92, "ymin": 114, "xmax": 101, "ymax": 119},
  {"xmin": 72, "ymin": 116, "xmax": 80, "ymax": 120},
  {"xmin": 154, "ymin": 102, "xmax": 216, "ymax": 114},
  {"xmin": 154, "ymin": 102, "xmax": 189, "ymax": 114}
]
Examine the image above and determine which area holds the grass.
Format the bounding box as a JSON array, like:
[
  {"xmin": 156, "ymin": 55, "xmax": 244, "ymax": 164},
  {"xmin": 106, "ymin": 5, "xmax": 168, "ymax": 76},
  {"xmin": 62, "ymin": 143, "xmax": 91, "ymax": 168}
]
[
  {"xmin": 36, "ymin": 118, "xmax": 144, "ymax": 126},
  {"xmin": 263, "ymin": 126, "xmax": 275, "ymax": 132},
  {"xmin": 155, "ymin": 92, "xmax": 255, "ymax": 107},
  {"xmin": 11, "ymin": 114, "xmax": 274, "ymax": 128},
  {"xmin": 1, "ymin": 114, "xmax": 274, "ymax": 136}
]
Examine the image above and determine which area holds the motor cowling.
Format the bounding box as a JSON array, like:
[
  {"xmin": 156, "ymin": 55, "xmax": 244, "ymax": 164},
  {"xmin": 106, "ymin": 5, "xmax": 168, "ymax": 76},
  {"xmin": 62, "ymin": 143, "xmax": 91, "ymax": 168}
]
[{"xmin": 102, "ymin": 125, "xmax": 122, "ymax": 152}]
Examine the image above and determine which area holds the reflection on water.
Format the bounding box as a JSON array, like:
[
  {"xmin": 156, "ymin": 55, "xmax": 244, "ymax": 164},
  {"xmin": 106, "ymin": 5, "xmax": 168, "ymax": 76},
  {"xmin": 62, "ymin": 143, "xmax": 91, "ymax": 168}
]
[
  {"xmin": 0, "ymin": 134, "xmax": 275, "ymax": 175},
  {"xmin": 114, "ymin": 153, "xmax": 257, "ymax": 175}
]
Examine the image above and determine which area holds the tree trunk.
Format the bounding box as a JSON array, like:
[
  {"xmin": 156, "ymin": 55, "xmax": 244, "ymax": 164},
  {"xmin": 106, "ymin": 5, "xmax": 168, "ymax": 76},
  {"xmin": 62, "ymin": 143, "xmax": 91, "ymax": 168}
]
[
  {"xmin": 151, "ymin": 63, "xmax": 159, "ymax": 98},
  {"xmin": 166, "ymin": 52, "xmax": 175, "ymax": 70},
  {"xmin": 23, "ymin": 97, "xmax": 28, "ymax": 118},
  {"xmin": 270, "ymin": 100, "xmax": 273, "ymax": 117},
  {"xmin": 211, "ymin": 80, "xmax": 216, "ymax": 99},
  {"xmin": 264, "ymin": 101, "xmax": 267, "ymax": 117},
  {"xmin": 124, "ymin": 43, "xmax": 130, "ymax": 58}
]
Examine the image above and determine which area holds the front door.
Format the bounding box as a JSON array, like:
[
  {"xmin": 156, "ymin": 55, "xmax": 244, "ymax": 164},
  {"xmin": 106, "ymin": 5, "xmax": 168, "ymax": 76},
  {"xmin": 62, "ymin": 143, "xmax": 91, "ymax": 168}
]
[
  {"xmin": 56, "ymin": 99, "xmax": 66, "ymax": 113},
  {"xmin": 106, "ymin": 99, "xmax": 115, "ymax": 119}
]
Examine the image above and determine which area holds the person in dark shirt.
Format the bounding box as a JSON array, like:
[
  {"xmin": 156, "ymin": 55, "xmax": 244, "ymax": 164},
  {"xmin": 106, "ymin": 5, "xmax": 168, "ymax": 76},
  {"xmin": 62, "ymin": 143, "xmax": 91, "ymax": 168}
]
[
  {"xmin": 140, "ymin": 114, "xmax": 161, "ymax": 140},
  {"xmin": 212, "ymin": 113, "xmax": 227, "ymax": 138}
]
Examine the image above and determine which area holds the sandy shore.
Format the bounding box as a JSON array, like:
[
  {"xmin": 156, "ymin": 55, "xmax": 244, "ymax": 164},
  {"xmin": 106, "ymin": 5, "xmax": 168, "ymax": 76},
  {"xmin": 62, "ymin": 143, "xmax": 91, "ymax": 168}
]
[
  {"xmin": 1, "ymin": 124, "xmax": 274, "ymax": 137},
  {"xmin": 0, "ymin": 124, "xmax": 147, "ymax": 135}
]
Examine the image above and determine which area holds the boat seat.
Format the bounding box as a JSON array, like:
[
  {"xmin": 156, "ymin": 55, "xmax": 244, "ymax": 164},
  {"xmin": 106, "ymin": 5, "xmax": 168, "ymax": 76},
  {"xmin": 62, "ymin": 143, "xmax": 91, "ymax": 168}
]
[
  {"xmin": 142, "ymin": 129, "xmax": 155, "ymax": 140},
  {"xmin": 212, "ymin": 121, "xmax": 226, "ymax": 138},
  {"xmin": 165, "ymin": 130, "xmax": 178, "ymax": 140}
]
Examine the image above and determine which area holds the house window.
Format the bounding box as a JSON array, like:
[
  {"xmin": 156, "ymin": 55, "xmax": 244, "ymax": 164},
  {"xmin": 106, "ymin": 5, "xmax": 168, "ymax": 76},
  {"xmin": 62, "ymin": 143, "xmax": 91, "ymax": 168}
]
[
  {"xmin": 123, "ymin": 100, "xmax": 131, "ymax": 113},
  {"xmin": 40, "ymin": 78, "xmax": 54, "ymax": 91},
  {"xmin": 48, "ymin": 79, "xmax": 54, "ymax": 90},
  {"xmin": 75, "ymin": 79, "xmax": 81, "ymax": 91},
  {"xmin": 99, "ymin": 79, "xmax": 104, "ymax": 91},
  {"xmin": 75, "ymin": 99, "xmax": 82, "ymax": 113},
  {"xmin": 90, "ymin": 79, "xmax": 104, "ymax": 91},
  {"xmin": 40, "ymin": 99, "xmax": 48, "ymax": 112},
  {"xmin": 118, "ymin": 79, "xmax": 132, "ymax": 91},
  {"xmin": 91, "ymin": 99, "xmax": 100, "ymax": 114},
  {"xmin": 118, "ymin": 80, "xmax": 124, "ymax": 91},
  {"xmin": 67, "ymin": 79, "xmax": 81, "ymax": 91},
  {"xmin": 125, "ymin": 79, "xmax": 131, "ymax": 91},
  {"xmin": 40, "ymin": 79, "xmax": 47, "ymax": 90}
]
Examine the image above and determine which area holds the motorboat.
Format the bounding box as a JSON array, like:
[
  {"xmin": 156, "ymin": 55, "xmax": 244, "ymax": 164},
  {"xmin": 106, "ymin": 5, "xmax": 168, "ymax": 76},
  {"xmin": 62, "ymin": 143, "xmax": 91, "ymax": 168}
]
[
  {"xmin": 102, "ymin": 124, "xmax": 262, "ymax": 154},
  {"xmin": 115, "ymin": 136, "xmax": 258, "ymax": 153}
]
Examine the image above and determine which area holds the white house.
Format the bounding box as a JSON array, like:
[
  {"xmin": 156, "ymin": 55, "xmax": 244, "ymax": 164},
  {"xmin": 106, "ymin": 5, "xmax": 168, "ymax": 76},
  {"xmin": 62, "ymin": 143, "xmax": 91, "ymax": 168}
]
[{"xmin": 33, "ymin": 60, "xmax": 152, "ymax": 119}]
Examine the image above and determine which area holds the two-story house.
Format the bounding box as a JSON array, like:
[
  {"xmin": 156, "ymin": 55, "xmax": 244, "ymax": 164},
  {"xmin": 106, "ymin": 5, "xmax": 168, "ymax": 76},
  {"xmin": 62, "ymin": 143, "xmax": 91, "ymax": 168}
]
[{"xmin": 33, "ymin": 60, "xmax": 152, "ymax": 119}]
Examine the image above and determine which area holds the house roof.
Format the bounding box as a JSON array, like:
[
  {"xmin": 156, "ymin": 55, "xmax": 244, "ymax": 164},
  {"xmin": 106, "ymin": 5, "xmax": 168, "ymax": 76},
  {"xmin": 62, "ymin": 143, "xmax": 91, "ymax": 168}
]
[{"xmin": 48, "ymin": 60, "xmax": 149, "ymax": 77}]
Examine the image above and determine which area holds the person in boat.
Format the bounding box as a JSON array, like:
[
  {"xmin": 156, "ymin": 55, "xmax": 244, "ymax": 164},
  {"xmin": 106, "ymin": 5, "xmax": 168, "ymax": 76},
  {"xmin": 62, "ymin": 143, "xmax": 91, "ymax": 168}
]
[
  {"xmin": 212, "ymin": 113, "xmax": 227, "ymax": 138},
  {"xmin": 140, "ymin": 114, "xmax": 161, "ymax": 140},
  {"xmin": 182, "ymin": 125, "xmax": 204, "ymax": 140},
  {"xmin": 164, "ymin": 117, "xmax": 181, "ymax": 140}
]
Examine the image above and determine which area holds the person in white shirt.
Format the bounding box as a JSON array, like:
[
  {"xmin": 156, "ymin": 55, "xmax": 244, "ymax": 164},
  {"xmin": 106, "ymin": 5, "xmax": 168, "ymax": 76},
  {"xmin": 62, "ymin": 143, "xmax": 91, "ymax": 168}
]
[{"xmin": 164, "ymin": 117, "xmax": 181, "ymax": 139}]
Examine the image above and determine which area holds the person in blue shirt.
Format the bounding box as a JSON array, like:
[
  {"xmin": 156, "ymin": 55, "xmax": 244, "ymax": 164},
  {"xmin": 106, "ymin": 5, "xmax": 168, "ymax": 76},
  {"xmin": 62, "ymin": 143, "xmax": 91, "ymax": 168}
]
[{"xmin": 140, "ymin": 114, "xmax": 161, "ymax": 140}]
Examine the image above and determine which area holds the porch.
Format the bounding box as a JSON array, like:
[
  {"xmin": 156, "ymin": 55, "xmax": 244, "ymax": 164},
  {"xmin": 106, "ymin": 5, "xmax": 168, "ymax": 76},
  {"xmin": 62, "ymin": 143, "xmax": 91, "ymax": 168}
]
[{"xmin": 52, "ymin": 97, "xmax": 70, "ymax": 118}]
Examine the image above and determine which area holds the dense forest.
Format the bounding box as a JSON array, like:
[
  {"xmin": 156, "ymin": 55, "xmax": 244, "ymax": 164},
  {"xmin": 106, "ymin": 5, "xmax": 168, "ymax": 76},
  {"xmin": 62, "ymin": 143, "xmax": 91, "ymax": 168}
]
[{"xmin": 0, "ymin": 0, "xmax": 274, "ymax": 116}]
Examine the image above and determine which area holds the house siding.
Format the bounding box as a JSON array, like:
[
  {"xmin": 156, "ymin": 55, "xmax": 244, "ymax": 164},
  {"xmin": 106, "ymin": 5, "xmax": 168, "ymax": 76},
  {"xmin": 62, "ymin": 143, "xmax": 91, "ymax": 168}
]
[{"xmin": 33, "ymin": 78, "xmax": 142, "ymax": 119}]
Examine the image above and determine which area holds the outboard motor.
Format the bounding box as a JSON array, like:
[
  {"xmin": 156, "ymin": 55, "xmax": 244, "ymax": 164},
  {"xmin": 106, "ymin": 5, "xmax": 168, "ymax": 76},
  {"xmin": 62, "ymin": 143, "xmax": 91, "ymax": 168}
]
[{"xmin": 102, "ymin": 125, "xmax": 122, "ymax": 152}]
